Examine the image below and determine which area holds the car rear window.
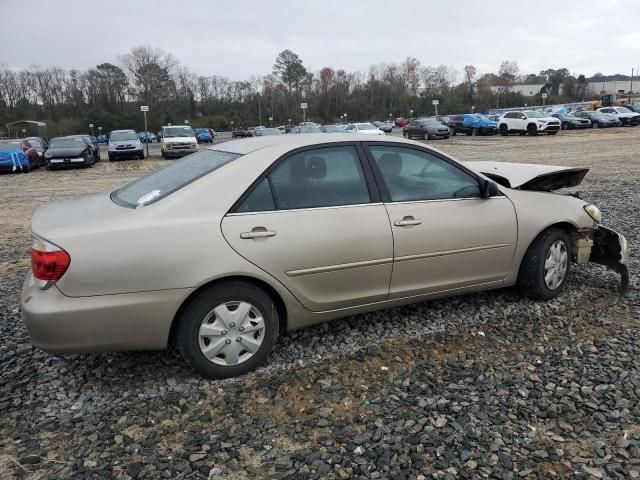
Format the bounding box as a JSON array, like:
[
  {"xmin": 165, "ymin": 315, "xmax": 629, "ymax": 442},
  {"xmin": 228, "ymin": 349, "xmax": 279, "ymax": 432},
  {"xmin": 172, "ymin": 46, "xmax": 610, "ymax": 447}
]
[{"xmin": 111, "ymin": 149, "xmax": 241, "ymax": 208}]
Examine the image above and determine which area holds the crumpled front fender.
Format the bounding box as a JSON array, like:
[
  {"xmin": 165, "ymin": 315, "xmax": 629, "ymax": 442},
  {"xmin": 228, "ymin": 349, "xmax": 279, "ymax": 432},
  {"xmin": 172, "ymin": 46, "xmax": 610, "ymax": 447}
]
[{"xmin": 590, "ymin": 226, "xmax": 630, "ymax": 292}]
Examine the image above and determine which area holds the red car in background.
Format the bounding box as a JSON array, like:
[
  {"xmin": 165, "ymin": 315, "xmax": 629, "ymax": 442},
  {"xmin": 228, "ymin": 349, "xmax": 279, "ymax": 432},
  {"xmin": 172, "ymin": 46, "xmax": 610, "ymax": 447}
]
[
  {"xmin": 0, "ymin": 139, "xmax": 40, "ymax": 169},
  {"xmin": 394, "ymin": 117, "xmax": 410, "ymax": 127},
  {"xmin": 232, "ymin": 127, "xmax": 249, "ymax": 138}
]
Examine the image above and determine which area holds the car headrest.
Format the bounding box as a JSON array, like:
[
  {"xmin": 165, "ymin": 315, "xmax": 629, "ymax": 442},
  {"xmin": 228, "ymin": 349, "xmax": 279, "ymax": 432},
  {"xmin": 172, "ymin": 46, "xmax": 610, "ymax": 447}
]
[
  {"xmin": 306, "ymin": 156, "xmax": 326, "ymax": 179},
  {"xmin": 377, "ymin": 152, "xmax": 402, "ymax": 177}
]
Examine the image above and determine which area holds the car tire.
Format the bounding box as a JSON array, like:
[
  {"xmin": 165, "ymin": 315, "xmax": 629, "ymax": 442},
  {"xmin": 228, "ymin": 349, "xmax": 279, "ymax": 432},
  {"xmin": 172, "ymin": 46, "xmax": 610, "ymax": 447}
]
[
  {"xmin": 423, "ymin": 131, "xmax": 430, "ymax": 140},
  {"xmin": 518, "ymin": 228, "xmax": 571, "ymax": 300},
  {"xmin": 499, "ymin": 124, "xmax": 508, "ymax": 136},
  {"xmin": 138, "ymin": 153, "xmax": 145, "ymax": 160},
  {"xmin": 161, "ymin": 149, "xmax": 166, "ymax": 159},
  {"xmin": 527, "ymin": 124, "xmax": 538, "ymax": 136},
  {"xmin": 45, "ymin": 160, "xmax": 53, "ymax": 171},
  {"xmin": 592, "ymin": 122, "xmax": 599, "ymax": 128},
  {"xmin": 175, "ymin": 281, "xmax": 279, "ymax": 379},
  {"xmin": 403, "ymin": 130, "xmax": 408, "ymax": 138},
  {"xmin": 562, "ymin": 122, "xmax": 570, "ymax": 130},
  {"xmin": 472, "ymin": 127, "xmax": 479, "ymax": 136}
]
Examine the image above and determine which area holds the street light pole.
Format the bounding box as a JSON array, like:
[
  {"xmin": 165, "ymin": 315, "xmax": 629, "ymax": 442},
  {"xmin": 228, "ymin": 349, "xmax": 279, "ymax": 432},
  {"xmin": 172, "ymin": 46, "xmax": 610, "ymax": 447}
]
[
  {"xmin": 141, "ymin": 106, "xmax": 150, "ymax": 159},
  {"xmin": 89, "ymin": 123, "xmax": 94, "ymax": 137}
]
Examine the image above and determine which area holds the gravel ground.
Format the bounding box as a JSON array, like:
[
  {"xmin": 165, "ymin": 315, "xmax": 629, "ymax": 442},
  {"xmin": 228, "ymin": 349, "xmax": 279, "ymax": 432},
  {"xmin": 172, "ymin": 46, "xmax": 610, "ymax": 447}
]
[{"xmin": 1, "ymin": 128, "xmax": 638, "ymax": 479}]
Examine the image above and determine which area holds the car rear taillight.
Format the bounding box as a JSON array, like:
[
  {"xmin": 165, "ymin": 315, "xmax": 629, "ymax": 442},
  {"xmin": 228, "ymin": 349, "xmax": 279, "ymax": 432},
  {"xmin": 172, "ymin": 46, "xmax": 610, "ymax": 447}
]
[{"xmin": 31, "ymin": 236, "xmax": 70, "ymax": 287}]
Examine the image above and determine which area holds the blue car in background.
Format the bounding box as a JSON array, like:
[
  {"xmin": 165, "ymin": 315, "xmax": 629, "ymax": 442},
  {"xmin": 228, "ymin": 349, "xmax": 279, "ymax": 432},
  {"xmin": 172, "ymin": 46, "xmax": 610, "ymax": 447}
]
[
  {"xmin": 194, "ymin": 128, "xmax": 213, "ymax": 143},
  {"xmin": 448, "ymin": 113, "xmax": 499, "ymax": 136},
  {"xmin": 138, "ymin": 131, "xmax": 157, "ymax": 143},
  {"xmin": 95, "ymin": 134, "xmax": 108, "ymax": 144}
]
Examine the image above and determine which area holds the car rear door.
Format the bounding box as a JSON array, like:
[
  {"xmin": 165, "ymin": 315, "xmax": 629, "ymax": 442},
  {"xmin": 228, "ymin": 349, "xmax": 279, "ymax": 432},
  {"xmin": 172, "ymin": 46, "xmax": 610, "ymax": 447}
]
[
  {"xmin": 221, "ymin": 143, "xmax": 393, "ymax": 312},
  {"xmin": 364, "ymin": 143, "xmax": 517, "ymax": 298}
]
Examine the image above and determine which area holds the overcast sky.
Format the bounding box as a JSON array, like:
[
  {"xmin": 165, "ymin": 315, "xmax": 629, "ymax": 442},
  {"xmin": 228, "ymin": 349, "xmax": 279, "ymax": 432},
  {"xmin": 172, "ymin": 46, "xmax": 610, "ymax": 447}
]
[{"xmin": 1, "ymin": 0, "xmax": 639, "ymax": 80}]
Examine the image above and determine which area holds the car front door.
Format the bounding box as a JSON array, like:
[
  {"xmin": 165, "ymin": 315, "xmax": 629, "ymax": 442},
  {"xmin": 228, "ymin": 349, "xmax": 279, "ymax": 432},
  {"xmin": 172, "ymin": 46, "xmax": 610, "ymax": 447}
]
[
  {"xmin": 365, "ymin": 143, "xmax": 518, "ymax": 299},
  {"xmin": 221, "ymin": 144, "xmax": 393, "ymax": 312}
]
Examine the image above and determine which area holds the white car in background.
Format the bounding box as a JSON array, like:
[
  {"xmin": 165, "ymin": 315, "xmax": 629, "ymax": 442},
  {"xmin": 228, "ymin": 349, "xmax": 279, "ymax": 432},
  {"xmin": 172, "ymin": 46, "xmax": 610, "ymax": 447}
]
[
  {"xmin": 160, "ymin": 125, "xmax": 199, "ymax": 159},
  {"xmin": 345, "ymin": 122, "xmax": 386, "ymax": 136},
  {"xmin": 597, "ymin": 107, "xmax": 640, "ymax": 126},
  {"xmin": 498, "ymin": 111, "xmax": 561, "ymax": 136}
]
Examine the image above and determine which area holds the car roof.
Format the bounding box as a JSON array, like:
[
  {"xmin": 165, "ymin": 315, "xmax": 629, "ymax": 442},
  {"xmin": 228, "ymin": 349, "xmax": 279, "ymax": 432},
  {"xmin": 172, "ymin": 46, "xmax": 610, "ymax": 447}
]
[
  {"xmin": 111, "ymin": 129, "xmax": 136, "ymax": 133},
  {"xmin": 204, "ymin": 133, "xmax": 437, "ymax": 155}
]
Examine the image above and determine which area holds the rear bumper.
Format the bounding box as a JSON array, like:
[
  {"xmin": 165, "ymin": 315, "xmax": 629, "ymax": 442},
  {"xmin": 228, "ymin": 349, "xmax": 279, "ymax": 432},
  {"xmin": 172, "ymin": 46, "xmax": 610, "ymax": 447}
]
[{"xmin": 21, "ymin": 274, "xmax": 192, "ymax": 353}]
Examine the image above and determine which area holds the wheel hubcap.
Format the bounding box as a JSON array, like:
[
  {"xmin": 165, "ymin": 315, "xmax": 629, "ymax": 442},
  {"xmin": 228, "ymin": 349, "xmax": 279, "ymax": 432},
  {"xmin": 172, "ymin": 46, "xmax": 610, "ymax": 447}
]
[
  {"xmin": 197, "ymin": 301, "xmax": 265, "ymax": 366},
  {"xmin": 544, "ymin": 240, "xmax": 568, "ymax": 290}
]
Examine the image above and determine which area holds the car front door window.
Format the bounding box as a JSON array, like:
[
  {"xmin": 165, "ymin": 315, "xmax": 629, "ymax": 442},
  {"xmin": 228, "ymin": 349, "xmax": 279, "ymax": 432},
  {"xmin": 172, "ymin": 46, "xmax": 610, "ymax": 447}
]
[{"xmin": 369, "ymin": 146, "xmax": 481, "ymax": 202}]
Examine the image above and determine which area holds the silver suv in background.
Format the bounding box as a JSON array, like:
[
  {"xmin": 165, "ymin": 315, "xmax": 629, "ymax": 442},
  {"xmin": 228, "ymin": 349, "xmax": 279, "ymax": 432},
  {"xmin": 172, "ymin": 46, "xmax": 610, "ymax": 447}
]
[{"xmin": 108, "ymin": 130, "xmax": 144, "ymax": 161}]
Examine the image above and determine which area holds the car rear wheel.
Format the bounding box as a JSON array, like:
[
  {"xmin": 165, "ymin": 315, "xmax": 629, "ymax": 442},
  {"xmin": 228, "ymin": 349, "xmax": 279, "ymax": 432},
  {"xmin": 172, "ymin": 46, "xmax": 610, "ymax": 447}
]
[
  {"xmin": 423, "ymin": 131, "xmax": 430, "ymax": 140},
  {"xmin": 518, "ymin": 228, "xmax": 571, "ymax": 300},
  {"xmin": 499, "ymin": 124, "xmax": 508, "ymax": 136},
  {"xmin": 562, "ymin": 122, "xmax": 570, "ymax": 130},
  {"xmin": 176, "ymin": 281, "xmax": 278, "ymax": 379}
]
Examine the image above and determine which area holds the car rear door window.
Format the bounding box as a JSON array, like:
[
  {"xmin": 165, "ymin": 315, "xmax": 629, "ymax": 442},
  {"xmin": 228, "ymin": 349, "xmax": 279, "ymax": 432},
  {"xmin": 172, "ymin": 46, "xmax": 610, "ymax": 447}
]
[
  {"xmin": 267, "ymin": 146, "xmax": 370, "ymax": 210},
  {"xmin": 369, "ymin": 145, "xmax": 480, "ymax": 202}
]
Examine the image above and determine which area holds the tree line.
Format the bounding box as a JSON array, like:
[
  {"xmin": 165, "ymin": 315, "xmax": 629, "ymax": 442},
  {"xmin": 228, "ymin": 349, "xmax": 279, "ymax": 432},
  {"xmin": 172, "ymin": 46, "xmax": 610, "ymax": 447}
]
[{"xmin": 0, "ymin": 45, "xmax": 627, "ymax": 136}]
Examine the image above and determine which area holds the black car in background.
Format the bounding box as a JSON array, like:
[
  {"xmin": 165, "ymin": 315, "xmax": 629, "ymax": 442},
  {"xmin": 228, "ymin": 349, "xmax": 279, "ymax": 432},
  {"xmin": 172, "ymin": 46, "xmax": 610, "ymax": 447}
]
[
  {"xmin": 43, "ymin": 136, "xmax": 97, "ymax": 170},
  {"xmin": 552, "ymin": 113, "xmax": 592, "ymax": 129},
  {"xmin": 403, "ymin": 118, "xmax": 450, "ymax": 140},
  {"xmin": 66, "ymin": 134, "xmax": 100, "ymax": 161}
]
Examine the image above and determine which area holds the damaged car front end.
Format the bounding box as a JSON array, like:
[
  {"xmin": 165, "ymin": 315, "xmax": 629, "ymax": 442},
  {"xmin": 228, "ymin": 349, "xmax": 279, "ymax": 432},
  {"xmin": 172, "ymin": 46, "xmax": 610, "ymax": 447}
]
[{"xmin": 466, "ymin": 161, "xmax": 630, "ymax": 292}]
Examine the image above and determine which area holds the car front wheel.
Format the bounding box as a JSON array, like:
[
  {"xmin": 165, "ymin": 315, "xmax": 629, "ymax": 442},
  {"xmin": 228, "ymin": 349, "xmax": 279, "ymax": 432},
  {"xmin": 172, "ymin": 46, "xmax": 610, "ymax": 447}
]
[
  {"xmin": 499, "ymin": 124, "xmax": 508, "ymax": 136},
  {"xmin": 176, "ymin": 281, "xmax": 278, "ymax": 379},
  {"xmin": 518, "ymin": 228, "xmax": 571, "ymax": 300}
]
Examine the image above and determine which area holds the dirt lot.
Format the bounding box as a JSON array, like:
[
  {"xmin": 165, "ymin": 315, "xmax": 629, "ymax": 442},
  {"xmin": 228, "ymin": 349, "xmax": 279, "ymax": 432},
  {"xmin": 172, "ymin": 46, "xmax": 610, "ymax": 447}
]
[{"xmin": 0, "ymin": 128, "xmax": 638, "ymax": 479}]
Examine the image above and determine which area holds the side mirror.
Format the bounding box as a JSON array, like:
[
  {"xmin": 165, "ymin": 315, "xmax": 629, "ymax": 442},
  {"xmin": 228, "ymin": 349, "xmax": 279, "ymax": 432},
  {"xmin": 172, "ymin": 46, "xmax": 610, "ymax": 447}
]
[{"xmin": 480, "ymin": 179, "xmax": 500, "ymax": 198}]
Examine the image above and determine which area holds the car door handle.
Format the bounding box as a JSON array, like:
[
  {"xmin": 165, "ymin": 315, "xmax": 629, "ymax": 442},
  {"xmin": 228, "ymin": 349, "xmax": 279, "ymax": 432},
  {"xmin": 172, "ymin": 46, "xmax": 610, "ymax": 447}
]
[
  {"xmin": 394, "ymin": 217, "xmax": 422, "ymax": 227},
  {"xmin": 240, "ymin": 228, "xmax": 276, "ymax": 239}
]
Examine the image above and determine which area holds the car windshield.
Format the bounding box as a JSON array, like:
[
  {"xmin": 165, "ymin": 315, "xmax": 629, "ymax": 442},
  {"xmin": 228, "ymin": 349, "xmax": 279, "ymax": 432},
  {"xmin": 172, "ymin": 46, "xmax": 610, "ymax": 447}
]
[
  {"xmin": 475, "ymin": 114, "xmax": 491, "ymax": 120},
  {"xmin": 110, "ymin": 131, "xmax": 138, "ymax": 141},
  {"xmin": 112, "ymin": 149, "xmax": 242, "ymax": 208},
  {"xmin": 617, "ymin": 107, "xmax": 631, "ymax": 113},
  {"xmin": 297, "ymin": 126, "xmax": 322, "ymax": 133},
  {"xmin": 163, "ymin": 126, "xmax": 194, "ymax": 138},
  {"xmin": 355, "ymin": 123, "xmax": 376, "ymax": 130},
  {"xmin": 420, "ymin": 119, "xmax": 441, "ymax": 125},
  {"xmin": 323, "ymin": 125, "xmax": 343, "ymax": 132},
  {"xmin": 254, "ymin": 128, "xmax": 281, "ymax": 136},
  {"xmin": 49, "ymin": 138, "xmax": 86, "ymax": 148},
  {"xmin": 27, "ymin": 139, "xmax": 43, "ymax": 148},
  {"xmin": 523, "ymin": 111, "xmax": 546, "ymax": 118},
  {"xmin": 0, "ymin": 142, "xmax": 21, "ymax": 151},
  {"xmin": 195, "ymin": 129, "xmax": 210, "ymax": 134}
]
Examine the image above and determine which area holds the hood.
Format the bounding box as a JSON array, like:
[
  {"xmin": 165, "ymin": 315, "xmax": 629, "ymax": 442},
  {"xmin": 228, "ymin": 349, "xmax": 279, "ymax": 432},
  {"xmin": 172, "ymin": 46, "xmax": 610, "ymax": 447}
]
[
  {"xmin": 46, "ymin": 146, "xmax": 88, "ymax": 157},
  {"xmin": 110, "ymin": 139, "xmax": 140, "ymax": 146},
  {"xmin": 464, "ymin": 161, "xmax": 589, "ymax": 191},
  {"xmin": 163, "ymin": 137, "xmax": 196, "ymax": 144}
]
